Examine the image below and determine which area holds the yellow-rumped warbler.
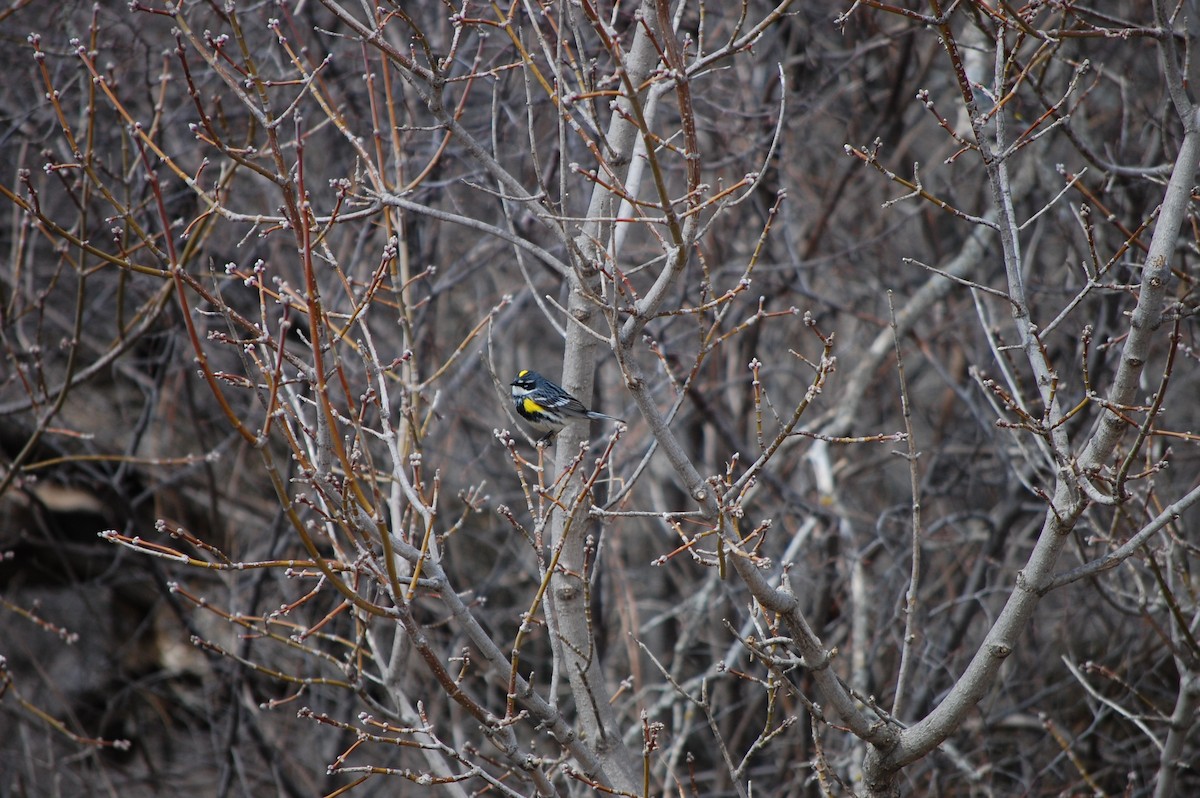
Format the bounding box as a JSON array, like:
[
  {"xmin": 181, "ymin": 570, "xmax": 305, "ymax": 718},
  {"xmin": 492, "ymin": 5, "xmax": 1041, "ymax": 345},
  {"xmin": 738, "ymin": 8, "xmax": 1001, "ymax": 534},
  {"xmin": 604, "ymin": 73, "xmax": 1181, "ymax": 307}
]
[{"xmin": 510, "ymin": 369, "xmax": 623, "ymax": 439}]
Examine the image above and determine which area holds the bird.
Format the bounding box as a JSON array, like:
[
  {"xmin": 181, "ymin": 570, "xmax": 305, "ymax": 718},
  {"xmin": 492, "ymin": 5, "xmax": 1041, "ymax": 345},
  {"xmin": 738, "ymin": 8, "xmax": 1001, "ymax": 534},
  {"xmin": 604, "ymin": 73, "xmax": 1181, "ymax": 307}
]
[{"xmin": 510, "ymin": 369, "xmax": 623, "ymax": 440}]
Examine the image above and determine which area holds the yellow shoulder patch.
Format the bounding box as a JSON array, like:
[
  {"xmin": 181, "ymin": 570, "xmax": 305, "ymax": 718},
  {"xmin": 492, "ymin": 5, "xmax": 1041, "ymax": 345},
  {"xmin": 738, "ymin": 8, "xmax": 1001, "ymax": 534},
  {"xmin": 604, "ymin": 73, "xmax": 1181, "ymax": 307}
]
[{"xmin": 523, "ymin": 397, "xmax": 545, "ymax": 414}]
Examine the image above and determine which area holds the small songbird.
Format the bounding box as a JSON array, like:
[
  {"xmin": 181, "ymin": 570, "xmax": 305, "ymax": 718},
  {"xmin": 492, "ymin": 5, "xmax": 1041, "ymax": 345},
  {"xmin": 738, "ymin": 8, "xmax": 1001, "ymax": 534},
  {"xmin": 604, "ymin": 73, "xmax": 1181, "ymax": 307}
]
[{"xmin": 510, "ymin": 369, "xmax": 623, "ymax": 439}]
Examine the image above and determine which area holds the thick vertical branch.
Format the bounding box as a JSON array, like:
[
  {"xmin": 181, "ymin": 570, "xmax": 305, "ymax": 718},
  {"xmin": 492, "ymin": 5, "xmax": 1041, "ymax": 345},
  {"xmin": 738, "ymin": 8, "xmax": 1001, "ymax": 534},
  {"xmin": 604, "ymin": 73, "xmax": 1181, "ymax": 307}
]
[{"xmin": 546, "ymin": 2, "xmax": 666, "ymax": 789}]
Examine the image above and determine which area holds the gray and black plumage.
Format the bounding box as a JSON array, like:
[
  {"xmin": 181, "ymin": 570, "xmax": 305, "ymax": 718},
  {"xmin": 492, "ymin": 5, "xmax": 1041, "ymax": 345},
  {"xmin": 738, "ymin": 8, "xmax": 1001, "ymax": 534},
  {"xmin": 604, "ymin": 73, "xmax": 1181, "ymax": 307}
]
[{"xmin": 510, "ymin": 369, "xmax": 622, "ymax": 438}]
